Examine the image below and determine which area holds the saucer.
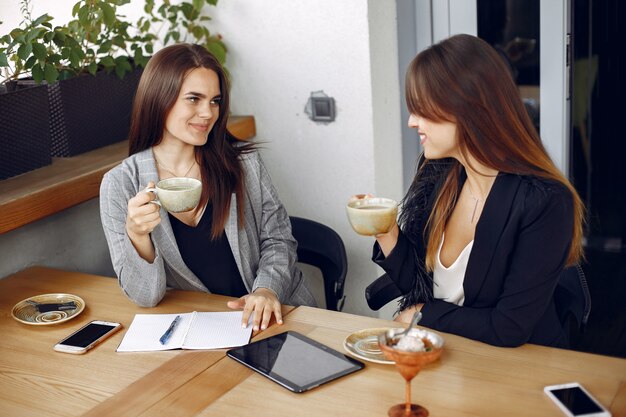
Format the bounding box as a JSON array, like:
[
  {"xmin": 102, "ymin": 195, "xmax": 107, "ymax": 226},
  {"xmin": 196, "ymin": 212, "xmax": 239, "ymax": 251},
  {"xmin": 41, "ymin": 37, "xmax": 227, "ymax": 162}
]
[
  {"xmin": 343, "ymin": 327, "xmax": 395, "ymax": 364},
  {"xmin": 11, "ymin": 293, "xmax": 85, "ymax": 325}
]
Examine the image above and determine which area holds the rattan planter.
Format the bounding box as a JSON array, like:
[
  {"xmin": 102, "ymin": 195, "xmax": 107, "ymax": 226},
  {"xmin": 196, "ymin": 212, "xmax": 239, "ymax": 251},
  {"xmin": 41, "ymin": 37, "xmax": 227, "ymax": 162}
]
[
  {"xmin": 0, "ymin": 84, "xmax": 52, "ymax": 180},
  {"xmin": 49, "ymin": 67, "xmax": 143, "ymax": 157}
]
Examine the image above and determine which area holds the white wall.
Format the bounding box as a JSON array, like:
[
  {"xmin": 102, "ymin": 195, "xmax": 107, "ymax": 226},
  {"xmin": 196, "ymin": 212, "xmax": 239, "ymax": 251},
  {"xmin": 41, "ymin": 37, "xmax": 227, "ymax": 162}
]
[
  {"xmin": 210, "ymin": 0, "xmax": 403, "ymax": 317},
  {"xmin": 0, "ymin": 0, "xmax": 403, "ymax": 318}
]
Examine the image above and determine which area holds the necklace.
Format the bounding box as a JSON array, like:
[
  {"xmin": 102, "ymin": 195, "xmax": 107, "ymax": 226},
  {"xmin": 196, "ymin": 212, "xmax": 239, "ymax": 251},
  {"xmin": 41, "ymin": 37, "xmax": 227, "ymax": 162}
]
[
  {"xmin": 154, "ymin": 153, "xmax": 196, "ymax": 178},
  {"xmin": 466, "ymin": 184, "xmax": 484, "ymax": 224}
]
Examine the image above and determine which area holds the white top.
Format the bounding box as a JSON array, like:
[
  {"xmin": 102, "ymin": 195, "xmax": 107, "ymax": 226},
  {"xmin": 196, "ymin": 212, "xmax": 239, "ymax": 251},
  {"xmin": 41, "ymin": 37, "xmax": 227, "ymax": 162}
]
[{"xmin": 433, "ymin": 233, "xmax": 473, "ymax": 306}]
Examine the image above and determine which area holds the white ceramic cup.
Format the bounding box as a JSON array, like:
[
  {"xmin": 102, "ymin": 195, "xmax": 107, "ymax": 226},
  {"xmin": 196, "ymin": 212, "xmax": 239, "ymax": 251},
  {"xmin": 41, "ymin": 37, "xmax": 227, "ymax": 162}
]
[
  {"xmin": 146, "ymin": 177, "xmax": 202, "ymax": 213},
  {"xmin": 346, "ymin": 197, "xmax": 398, "ymax": 236}
]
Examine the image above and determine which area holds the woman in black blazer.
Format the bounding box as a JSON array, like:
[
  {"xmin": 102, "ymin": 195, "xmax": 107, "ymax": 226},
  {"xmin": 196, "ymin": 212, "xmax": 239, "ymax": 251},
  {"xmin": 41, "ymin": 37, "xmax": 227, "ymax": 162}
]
[{"xmin": 371, "ymin": 34, "xmax": 585, "ymax": 348}]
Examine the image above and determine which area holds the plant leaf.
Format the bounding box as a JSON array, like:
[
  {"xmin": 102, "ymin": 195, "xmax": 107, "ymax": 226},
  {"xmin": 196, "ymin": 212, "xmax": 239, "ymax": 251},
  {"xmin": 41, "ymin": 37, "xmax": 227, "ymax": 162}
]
[
  {"xmin": 72, "ymin": 2, "xmax": 81, "ymax": 17},
  {"xmin": 100, "ymin": 2, "xmax": 116, "ymax": 26},
  {"xmin": 88, "ymin": 61, "xmax": 98, "ymax": 75},
  {"xmin": 32, "ymin": 65, "xmax": 44, "ymax": 83},
  {"xmin": 78, "ymin": 5, "xmax": 90, "ymax": 23},
  {"xmin": 32, "ymin": 14, "xmax": 53, "ymax": 27},
  {"xmin": 100, "ymin": 55, "xmax": 114, "ymax": 67},
  {"xmin": 204, "ymin": 40, "xmax": 226, "ymax": 65},
  {"xmin": 98, "ymin": 40, "xmax": 113, "ymax": 53},
  {"xmin": 44, "ymin": 63, "xmax": 59, "ymax": 83},
  {"xmin": 191, "ymin": 26, "xmax": 204, "ymax": 40},
  {"xmin": 144, "ymin": 0, "xmax": 155, "ymax": 14},
  {"xmin": 26, "ymin": 28, "xmax": 45, "ymax": 42},
  {"xmin": 32, "ymin": 42, "xmax": 47, "ymax": 60},
  {"xmin": 0, "ymin": 52, "xmax": 8, "ymax": 67},
  {"xmin": 10, "ymin": 29, "xmax": 24, "ymax": 41},
  {"xmin": 17, "ymin": 43, "xmax": 32, "ymax": 60},
  {"xmin": 24, "ymin": 56, "xmax": 37, "ymax": 69},
  {"xmin": 69, "ymin": 48, "xmax": 82, "ymax": 68}
]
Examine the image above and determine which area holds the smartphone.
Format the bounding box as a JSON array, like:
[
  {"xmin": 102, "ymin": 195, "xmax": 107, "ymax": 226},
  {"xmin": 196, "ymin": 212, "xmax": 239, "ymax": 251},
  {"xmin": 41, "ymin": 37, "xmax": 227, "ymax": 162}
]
[
  {"xmin": 544, "ymin": 383, "xmax": 611, "ymax": 417},
  {"xmin": 54, "ymin": 320, "xmax": 122, "ymax": 354}
]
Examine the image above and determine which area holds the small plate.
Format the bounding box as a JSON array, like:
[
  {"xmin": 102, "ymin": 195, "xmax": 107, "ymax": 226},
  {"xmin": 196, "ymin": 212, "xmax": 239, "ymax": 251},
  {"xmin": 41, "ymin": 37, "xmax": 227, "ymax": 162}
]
[
  {"xmin": 343, "ymin": 327, "xmax": 395, "ymax": 364},
  {"xmin": 11, "ymin": 293, "xmax": 85, "ymax": 326}
]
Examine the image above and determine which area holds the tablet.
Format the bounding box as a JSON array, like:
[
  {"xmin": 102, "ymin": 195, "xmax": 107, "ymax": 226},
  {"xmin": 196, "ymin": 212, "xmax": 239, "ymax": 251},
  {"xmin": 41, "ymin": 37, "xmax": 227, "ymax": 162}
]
[{"xmin": 226, "ymin": 331, "xmax": 365, "ymax": 393}]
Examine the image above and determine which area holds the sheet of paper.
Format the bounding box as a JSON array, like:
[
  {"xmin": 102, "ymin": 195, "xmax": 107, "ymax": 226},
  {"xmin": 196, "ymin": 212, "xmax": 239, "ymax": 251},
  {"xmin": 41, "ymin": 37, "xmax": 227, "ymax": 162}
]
[{"xmin": 182, "ymin": 311, "xmax": 252, "ymax": 349}]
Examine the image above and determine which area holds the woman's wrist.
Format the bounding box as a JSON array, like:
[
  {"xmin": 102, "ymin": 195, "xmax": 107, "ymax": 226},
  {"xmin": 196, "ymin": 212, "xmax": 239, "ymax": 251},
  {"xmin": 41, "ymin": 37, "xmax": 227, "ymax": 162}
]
[
  {"xmin": 126, "ymin": 228, "xmax": 156, "ymax": 262},
  {"xmin": 375, "ymin": 222, "xmax": 399, "ymax": 257},
  {"xmin": 253, "ymin": 287, "xmax": 279, "ymax": 300}
]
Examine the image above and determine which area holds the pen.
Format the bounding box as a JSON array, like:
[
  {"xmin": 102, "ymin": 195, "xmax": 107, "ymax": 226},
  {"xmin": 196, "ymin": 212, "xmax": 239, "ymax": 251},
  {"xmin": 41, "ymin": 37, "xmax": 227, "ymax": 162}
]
[{"xmin": 159, "ymin": 315, "xmax": 181, "ymax": 345}]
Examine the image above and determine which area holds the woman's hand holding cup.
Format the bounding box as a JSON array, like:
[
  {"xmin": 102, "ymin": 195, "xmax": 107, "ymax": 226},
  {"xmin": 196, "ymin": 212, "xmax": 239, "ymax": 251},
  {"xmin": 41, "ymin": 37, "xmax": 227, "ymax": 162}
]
[
  {"xmin": 126, "ymin": 181, "xmax": 162, "ymax": 238},
  {"xmin": 124, "ymin": 182, "xmax": 162, "ymax": 262}
]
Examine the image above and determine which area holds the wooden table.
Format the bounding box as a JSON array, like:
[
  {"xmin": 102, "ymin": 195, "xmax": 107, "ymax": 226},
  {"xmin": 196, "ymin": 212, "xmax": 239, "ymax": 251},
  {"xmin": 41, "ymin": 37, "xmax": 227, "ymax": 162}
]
[
  {"xmin": 0, "ymin": 266, "xmax": 289, "ymax": 417},
  {"xmin": 2, "ymin": 267, "xmax": 625, "ymax": 417}
]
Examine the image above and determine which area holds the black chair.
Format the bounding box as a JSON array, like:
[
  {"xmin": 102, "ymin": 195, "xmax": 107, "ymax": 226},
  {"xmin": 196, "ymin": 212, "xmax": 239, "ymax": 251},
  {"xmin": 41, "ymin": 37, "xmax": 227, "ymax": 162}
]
[
  {"xmin": 290, "ymin": 216, "xmax": 347, "ymax": 311},
  {"xmin": 365, "ymin": 273, "xmax": 400, "ymax": 311},
  {"xmin": 554, "ymin": 264, "xmax": 592, "ymax": 335}
]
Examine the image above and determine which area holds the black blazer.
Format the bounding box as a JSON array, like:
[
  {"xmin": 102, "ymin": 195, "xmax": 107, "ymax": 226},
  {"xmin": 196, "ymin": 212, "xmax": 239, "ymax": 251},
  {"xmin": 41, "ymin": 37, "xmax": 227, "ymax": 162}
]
[{"xmin": 373, "ymin": 168, "xmax": 574, "ymax": 348}]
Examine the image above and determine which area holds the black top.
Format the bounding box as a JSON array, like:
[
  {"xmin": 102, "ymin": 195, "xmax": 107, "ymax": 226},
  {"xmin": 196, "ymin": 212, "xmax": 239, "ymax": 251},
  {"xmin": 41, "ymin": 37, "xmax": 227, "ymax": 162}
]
[
  {"xmin": 372, "ymin": 160, "xmax": 574, "ymax": 348},
  {"xmin": 169, "ymin": 206, "xmax": 247, "ymax": 298}
]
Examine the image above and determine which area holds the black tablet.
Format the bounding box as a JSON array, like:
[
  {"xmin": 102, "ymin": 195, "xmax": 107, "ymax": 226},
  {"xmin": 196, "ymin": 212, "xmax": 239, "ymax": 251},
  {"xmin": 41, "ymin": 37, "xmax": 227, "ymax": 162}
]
[{"xmin": 226, "ymin": 331, "xmax": 365, "ymax": 393}]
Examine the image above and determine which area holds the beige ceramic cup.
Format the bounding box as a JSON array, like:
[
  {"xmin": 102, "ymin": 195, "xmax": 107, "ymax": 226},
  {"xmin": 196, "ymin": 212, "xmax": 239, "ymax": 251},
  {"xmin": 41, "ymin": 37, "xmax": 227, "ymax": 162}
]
[
  {"xmin": 346, "ymin": 197, "xmax": 398, "ymax": 236},
  {"xmin": 146, "ymin": 177, "xmax": 202, "ymax": 213}
]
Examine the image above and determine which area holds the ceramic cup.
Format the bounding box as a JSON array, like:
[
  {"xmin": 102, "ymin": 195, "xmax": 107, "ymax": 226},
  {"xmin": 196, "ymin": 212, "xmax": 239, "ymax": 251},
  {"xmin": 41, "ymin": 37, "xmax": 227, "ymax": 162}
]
[
  {"xmin": 146, "ymin": 177, "xmax": 202, "ymax": 213},
  {"xmin": 346, "ymin": 197, "xmax": 398, "ymax": 236}
]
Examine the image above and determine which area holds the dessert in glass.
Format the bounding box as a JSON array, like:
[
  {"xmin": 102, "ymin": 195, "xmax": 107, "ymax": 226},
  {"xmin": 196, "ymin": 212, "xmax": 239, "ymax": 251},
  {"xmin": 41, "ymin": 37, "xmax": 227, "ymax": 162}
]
[{"xmin": 378, "ymin": 328, "xmax": 444, "ymax": 417}]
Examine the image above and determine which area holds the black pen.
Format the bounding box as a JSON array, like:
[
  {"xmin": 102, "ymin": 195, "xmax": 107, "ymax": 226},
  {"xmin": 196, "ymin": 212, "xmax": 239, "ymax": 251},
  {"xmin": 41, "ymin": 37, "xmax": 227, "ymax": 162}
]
[{"xmin": 159, "ymin": 315, "xmax": 181, "ymax": 345}]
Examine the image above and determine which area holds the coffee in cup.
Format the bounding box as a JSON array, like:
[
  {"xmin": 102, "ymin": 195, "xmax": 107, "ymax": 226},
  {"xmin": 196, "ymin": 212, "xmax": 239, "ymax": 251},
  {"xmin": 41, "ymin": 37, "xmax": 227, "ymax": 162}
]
[
  {"xmin": 346, "ymin": 197, "xmax": 398, "ymax": 236},
  {"xmin": 146, "ymin": 177, "xmax": 202, "ymax": 213}
]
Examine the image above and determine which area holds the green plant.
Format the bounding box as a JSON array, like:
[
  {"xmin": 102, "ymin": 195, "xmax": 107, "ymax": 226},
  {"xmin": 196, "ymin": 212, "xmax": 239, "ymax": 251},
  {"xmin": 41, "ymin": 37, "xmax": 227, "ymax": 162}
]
[
  {"xmin": 0, "ymin": 0, "xmax": 226, "ymax": 85},
  {"xmin": 0, "ymin": 1, "xmax": 66, "ymax": 83},
  {"xmin": 138, "ymin": 0, "xmax": 226, "ymax": 65}
]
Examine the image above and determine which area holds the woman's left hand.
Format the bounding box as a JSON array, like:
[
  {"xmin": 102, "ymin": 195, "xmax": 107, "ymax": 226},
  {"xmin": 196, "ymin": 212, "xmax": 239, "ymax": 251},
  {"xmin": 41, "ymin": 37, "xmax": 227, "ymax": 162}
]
[{"xmin": 227, "ymin": 288, "xmax": 283, "ymax": 331}]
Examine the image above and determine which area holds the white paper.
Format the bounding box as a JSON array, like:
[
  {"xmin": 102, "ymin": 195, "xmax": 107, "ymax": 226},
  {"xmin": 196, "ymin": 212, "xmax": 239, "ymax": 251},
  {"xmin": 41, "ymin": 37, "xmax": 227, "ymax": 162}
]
[{"xmin": 117, "ymin": 311, "xmax": 252, "ymax": 352}]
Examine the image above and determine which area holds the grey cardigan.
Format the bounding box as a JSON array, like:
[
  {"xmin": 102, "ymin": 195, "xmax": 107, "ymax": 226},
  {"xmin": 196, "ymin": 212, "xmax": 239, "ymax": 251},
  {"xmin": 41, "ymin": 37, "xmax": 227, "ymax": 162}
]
[{"xmin": 99, "ymin": 147, "xmax": 316, "ymax": 308}]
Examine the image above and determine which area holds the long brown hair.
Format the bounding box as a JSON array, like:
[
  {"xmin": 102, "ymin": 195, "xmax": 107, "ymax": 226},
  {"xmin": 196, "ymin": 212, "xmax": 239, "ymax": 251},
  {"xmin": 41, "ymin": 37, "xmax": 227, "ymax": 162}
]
[
  {"xmin": 128, "ymin": 43, "xmax": 255, "ymax": 239},
  {"xmin": 404, "ymin": 34, "xmax": 584, "ymax": 269}
]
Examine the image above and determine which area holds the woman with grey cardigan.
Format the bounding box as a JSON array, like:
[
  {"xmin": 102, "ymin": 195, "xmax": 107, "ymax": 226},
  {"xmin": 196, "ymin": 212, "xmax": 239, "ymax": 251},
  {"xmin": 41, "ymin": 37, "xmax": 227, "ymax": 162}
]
[{"xmin": 100, "ymin": 44, "xmax": 315, "ymax": 332}]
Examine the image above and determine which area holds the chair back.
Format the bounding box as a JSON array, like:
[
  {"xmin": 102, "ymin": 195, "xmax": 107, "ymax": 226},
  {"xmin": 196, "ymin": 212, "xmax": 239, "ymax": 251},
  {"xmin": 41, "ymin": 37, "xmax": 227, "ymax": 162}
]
[
  {"xmin": 554, "ymin": 264, "xmax": 592, "ymax": 334},
  {"xmin": 290, "ymin": 216, "xmax": 347, "ymax": 311},
  {"xmin": 365, "ymin": 273, "xmax": 401, "ymax": 311}
]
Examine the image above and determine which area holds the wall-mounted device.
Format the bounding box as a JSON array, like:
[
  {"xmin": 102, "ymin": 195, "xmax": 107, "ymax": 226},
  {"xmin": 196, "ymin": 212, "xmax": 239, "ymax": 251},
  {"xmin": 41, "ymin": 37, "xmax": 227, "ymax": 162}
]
[{"xmin": 305, "ymin": 91, "xmax": 336, "ymax": 122}]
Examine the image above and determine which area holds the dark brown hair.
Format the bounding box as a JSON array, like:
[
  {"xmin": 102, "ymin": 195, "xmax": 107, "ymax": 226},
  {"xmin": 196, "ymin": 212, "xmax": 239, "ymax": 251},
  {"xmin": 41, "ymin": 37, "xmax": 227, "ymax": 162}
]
[
  {"xmin": 404, "ymin": 34, "xmax": 584, "ymax": 268},
  {"xmin": 128, "ymin": 43, "xmax": 255, "ymax": 238}
]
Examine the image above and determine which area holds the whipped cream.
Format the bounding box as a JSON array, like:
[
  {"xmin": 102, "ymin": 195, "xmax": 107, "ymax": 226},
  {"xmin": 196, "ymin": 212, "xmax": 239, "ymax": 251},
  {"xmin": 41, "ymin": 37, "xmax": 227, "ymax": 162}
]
[{"xmin": 395, "ymin": 335, "xmax": 426, "ymax": 352}]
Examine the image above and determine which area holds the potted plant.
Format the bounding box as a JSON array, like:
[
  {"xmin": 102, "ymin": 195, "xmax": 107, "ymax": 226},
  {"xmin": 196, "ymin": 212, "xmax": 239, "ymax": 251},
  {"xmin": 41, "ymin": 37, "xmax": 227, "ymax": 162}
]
[{"xmin": 0, "ymin": 0, "xmax": 226, "ymax": 175}]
